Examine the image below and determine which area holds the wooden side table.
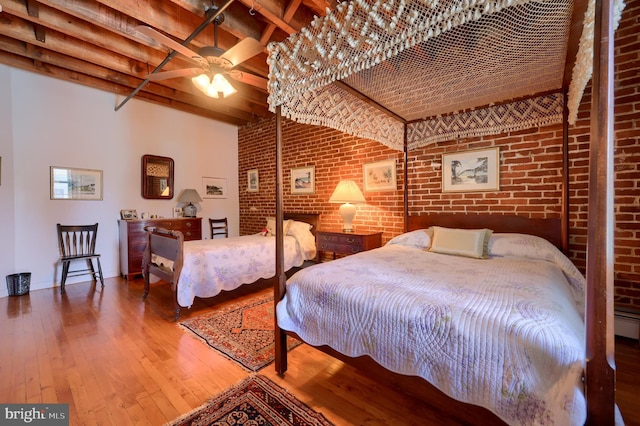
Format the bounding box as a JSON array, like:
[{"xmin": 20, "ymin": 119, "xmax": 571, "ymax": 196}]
[{"xmin": 316, "ymin": 229, "xmax": 383, "ymax": 261}]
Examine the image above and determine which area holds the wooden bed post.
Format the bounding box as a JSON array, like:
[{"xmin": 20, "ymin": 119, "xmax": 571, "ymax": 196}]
[
  {"xmin": 274, "ymin": 105, "xmax": 288, "ymax": 374},
  {"xmin": 562, "ymin": 90, "xmax": 570, "ymax": 254},
  {"xmin": 585, "ymin": 0, "xmax": 616, "ymax": 423},
  {"xmin": 403, "ymin": 124, "xmax": 409, "ymax": 232}
]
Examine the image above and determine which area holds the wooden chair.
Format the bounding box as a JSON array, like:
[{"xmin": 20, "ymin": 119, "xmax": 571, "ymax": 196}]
[
  {"xmin": 142, "ymin": 227, "xmax": 184, "ymax": 321},
  {"xmin": 56, "ymin": 223, "xmax": 104, "ymax": 293},
  {"xmin": 209, "ymin": 217, "xmax": 228, "ymax": 239}
]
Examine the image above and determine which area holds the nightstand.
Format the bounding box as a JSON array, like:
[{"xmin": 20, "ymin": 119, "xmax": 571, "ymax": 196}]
[{"xmin": 316, "ymin": 229, "xmax": 383, "ymax": 261}]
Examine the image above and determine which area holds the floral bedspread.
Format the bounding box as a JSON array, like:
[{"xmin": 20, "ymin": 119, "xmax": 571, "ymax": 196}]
[
  {"xmin": 178, "ymin": 234, "xmax": 312, "ymax": 308},
  {"xmin": 277, "ymin": 233, "xmax": 586, "ymax": 426}
]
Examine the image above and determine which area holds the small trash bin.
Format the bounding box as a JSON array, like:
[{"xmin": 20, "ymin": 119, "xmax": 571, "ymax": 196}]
[{"xmin": 6, "ymin": 273, "xmax": 31, "ymax": 296}]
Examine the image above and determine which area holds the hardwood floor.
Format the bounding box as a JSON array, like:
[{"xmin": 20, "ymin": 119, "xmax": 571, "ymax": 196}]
[{"xmin": 1, "ymin": 277, "xmax": 638, "ymax": 426}]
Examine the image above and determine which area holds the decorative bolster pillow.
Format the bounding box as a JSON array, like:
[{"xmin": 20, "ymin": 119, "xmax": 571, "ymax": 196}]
[
  {"xmin": 151, "ymin": 254, "xmax": 175, "ymax": 273},
  {"xmin": 428, "ymin": 226, "xmax": 493, "ymax": 259}
]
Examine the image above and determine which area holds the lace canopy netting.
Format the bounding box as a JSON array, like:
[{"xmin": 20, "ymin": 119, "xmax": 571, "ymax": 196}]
[{"xmin": 267, "ymin": 0, "xmax": 625, "ymax": 151}]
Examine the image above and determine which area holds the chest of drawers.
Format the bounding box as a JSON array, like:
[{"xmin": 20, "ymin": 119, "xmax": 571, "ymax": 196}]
[{"xmin": 118, "ymin": 217, "xmax": 202, "ymax": 279}]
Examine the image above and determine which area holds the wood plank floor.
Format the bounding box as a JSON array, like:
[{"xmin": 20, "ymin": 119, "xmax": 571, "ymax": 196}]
[{"xmin": 0, "ymin": 277, "xmax": 638, "ymax": 426}]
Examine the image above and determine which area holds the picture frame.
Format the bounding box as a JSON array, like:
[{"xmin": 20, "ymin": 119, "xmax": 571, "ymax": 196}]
[
  {"xmin": 120, "ymin": 209, "xmax": 138, "ymax": 220},
  {"xmin": 50, "ymin": 166, "xmax": 103, "ymax": 200},
  {"xmin": 290, "ymin": 166, "xmax": 315, "ymax": 194},
  {"xmin": 363, "ymin": 159, "xmax": 397, "ymax": 191},
  {"xmin": 173, "ymin": 207, "xmax": 183, "ymax": 218},
  {"xmin": 247, "ymin": 169, "xmax": 259, "ymax": 192},
  {"xmin": 442, "ymin": 147, "xmax": 500, "ymax": 192},
  {"xmin": 202, "ymin": 177, "xmax": 227, "ymax": 199}
]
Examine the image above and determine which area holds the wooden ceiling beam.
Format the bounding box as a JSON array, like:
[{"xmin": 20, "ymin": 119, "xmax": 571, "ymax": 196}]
[
  {"xmin": 3, "ymin": 3, "xmax": 268, "ymax": 106},
  {"xmin": 0, "ymin": 37, "xmax": 268, "ymax": 119},
  {"xmin": 0, "ymin": 0, "xmax": 333, "ymax": 125},
  {"xmin": 0, "ymin": 49, "xmax": 254, "ymax": 124}
]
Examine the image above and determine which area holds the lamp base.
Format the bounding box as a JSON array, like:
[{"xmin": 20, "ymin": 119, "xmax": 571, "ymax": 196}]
[
  {"xmin": 339, "ymin": 203, "xmax": 356, "ymax": 233},
  {"xmin": 183, "ymin": 203, "xmax": 197, "ymax": 218}
]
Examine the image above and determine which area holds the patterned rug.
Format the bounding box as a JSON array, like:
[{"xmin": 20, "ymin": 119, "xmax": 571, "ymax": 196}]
[
  {"xmin": 180, "ymin": 294, "xmax": 302, "ymax": 371},
  {"xmin": 165, "ymin": 375, "xmax": 334, "ymax": 426}
]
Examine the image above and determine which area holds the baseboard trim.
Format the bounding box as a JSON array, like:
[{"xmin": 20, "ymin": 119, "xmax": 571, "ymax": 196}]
[{"xmin": 615, "ymin": 310, "xmax": 640, "ymax": 340}]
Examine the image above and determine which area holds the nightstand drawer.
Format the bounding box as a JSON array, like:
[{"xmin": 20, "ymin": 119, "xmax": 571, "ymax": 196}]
[
  {"xmin": 318, "ymin": 233, "xmax": 365, "ymax": 246},
  {"xmin": 318, "ymin": 241, "xmax": 365, "ymax": 254},
  {"xmin": 316, "ymin": 230, "xmax": 383, "ymax": 261}
]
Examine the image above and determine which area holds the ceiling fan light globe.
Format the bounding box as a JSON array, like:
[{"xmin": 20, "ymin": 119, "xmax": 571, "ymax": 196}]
[
  {"xmin": 212, "ymin": 74, "xmax": 237, "ymax": 97},
  {"xmin": 192, "ymin": 74, "xmax": 211, "ymax": 92}
]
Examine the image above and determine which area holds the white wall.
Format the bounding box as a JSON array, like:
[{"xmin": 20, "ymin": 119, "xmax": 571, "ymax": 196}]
[{"xmin": 0, "ymin": 65, "xmax": 239, "ymax": 296}]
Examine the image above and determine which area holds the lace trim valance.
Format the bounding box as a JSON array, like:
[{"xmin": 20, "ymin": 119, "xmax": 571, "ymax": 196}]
[{"xmin": 408, "ymin": 93, "xmax": 564, "ymax": 150}]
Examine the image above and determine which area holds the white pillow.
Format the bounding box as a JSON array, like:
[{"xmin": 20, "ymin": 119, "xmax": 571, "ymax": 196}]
[
  {"xmin": 385, "ymin": 229, "xmax": 433, "ymax": 249},
  {"xmin": 429, "ymin": 226, "xmax": 492, "ymax": 259},
  {"xmin": 287, "ymin": 220, "xmax": 313, "ymax": 236},
  {"xmin": 287, "ymin": 220, "xmax": 316, "ymax": 259},
  {"xmin": 266, "ymin": 217, "xmax": 292, "ymax": 236}
]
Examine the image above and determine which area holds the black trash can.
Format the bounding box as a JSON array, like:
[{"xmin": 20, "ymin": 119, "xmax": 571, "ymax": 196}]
[{"xmin": 6, "ymin": 273, "xmax": 31, "ymax": 296}]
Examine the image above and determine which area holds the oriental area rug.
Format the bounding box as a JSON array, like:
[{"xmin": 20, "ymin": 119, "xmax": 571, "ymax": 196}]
[
  {"xmin": 164, "ymin": 375, "xmax": 334, "ymax": 426},
  {"xmin": 180, "ymin": 294, "xmax": 302, "ymax": 371}
]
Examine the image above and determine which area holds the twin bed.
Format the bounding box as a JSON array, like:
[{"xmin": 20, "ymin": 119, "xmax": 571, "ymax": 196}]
[{"xmin": 142, "ymin": 213, "xmax": 319, "ymax": 320}]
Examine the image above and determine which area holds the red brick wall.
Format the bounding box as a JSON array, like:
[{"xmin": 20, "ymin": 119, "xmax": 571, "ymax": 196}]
[
  {"xmin": 238, "ymin": 0, "xmax": 639, "ymax": 310},
  {"xmin": 238, "ymin": 119, "xmax": 404, "ymax": 239}
]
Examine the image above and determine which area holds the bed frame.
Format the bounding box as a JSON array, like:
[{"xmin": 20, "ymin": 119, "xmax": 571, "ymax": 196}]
[
  {"xmin": 142, "ymin": 213, "xmax": 320, "ymax": 321},
  {"xmin": 407, "ymin": 213, "xmax": 564, "ymax": 251}
]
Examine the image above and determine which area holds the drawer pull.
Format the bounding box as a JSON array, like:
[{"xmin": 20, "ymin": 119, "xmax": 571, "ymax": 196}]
[
  {"xmin": 186, "ymin": 222, "xmax": 192, "ymax": 227},
  {"xmin": 322, "ymin": 236, "xmax": 331, "ymax": 241},
  {"xmin": 346, "ymin": 237, "xmax": 355, "ymax": 244},
  {"xmin": 351, "ymin": 247, "xmax": 361, "ymax": 253},
  {"xmin": 185, "ymin": 231, "xmax": 192, "ymax": 237}
]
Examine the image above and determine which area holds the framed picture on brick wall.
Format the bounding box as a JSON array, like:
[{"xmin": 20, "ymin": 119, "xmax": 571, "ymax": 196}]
[
  {"xmin": 442, "ymin": 147, "xmax": 500, "ymax": 192},
  {"xmin": 290, "ymin": 166, "xmax": 315, "ymax": 194},
  {"xmin": 363, "ymin": 159, "xmax": 396, "ymax": 191},
  {"xmin": 247, "ymin": 169, "xmax": 259, "ymax": 192}
]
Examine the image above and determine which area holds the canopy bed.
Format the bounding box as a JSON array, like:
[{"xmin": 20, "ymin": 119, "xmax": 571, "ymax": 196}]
[{"xmin": 266, "ymin": 1, "xmax": 625, "ymax": 425}]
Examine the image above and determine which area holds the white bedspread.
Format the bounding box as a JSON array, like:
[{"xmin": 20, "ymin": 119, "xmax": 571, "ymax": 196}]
[
  {"xmin": 178, "ymin": 234, "xmax": 313, "ymax": 308},
  {"xmin": 277, "ymin": 233, "xmax": 586, "ymax": 426}
]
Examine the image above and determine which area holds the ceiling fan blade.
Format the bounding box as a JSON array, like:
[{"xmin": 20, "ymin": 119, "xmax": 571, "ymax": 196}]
[
  {"xmin": 221, "ymin": 37, "xmax": 264, "ymax": 67},
  {"xmin": 136, "ymin": 25, "xmax": 208, "ymax": 67},
  {"xmin": 146, "ymin": 68, "xmax": 203, "ymax": 81},
  {"xmin": 228, "ymin": 70, "xmax": 268, "ymax": 91}
]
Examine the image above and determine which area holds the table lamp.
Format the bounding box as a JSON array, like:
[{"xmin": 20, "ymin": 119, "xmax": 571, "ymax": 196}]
[
  {"xmin": 178, "ymin": 189, "xmax": 202, "ymax": 218},
  {"xmin": 329, "ymin": 180, "xmax": 366, "ymax": 232}
]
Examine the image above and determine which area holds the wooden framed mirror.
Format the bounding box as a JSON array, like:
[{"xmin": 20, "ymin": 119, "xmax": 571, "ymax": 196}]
[{"xmin": 142, "ymin": 155, "xmax": 174, "ymax": 199}]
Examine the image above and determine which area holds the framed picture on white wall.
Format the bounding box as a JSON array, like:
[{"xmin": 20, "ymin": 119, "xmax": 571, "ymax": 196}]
[{"xmin": 202, "ymin": 177, "xmax": 227, "ymax": 199}]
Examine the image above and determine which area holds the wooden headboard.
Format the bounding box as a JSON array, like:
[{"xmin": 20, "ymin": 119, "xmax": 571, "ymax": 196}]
[
  {"xmin": 284, "ymin": 212, "xmax": 320, "ymax": 236},
  {"xmin": 408, "ymin": 213, "xmax": 564, "ymax": 251}
]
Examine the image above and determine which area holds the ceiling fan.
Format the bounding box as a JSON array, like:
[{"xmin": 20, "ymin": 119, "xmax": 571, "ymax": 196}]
[{"xmin": 136, "ymin": 13, "xmax": 267, "ymax": 99}]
